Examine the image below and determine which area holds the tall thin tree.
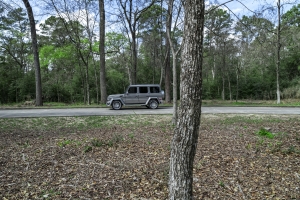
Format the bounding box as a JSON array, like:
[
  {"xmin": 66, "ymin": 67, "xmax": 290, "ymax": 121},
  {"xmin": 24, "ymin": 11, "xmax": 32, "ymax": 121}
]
[
  {"xmin": 99, "ymin": 0, "xmax": 107, "ymax": 104},
  {"xmin": 276, "ymin": 0, "xmax": 281, "ymax": 104},
  {"xmin": 22, "ymin": 0, "xmax": 43, "ymax": 106}
]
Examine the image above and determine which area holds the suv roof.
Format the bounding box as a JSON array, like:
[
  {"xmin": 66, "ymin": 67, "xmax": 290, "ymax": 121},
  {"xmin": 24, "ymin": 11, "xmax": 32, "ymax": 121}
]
[{"xmin": 128, "ymin": 84, "xmax": 160, "ymax": 87}]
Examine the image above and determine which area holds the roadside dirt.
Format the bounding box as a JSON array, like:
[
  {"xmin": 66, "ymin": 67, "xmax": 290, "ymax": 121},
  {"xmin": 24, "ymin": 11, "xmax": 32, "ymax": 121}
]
[{"xmin": 0, "ymin": 114, "xmax": 299, "ymax": 199}]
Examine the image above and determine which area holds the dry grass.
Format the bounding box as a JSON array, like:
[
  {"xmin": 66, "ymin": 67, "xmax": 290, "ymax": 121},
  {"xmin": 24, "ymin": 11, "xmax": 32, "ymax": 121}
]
[{"xmin": 0, "ymin": 114, "xmax": 299, "ymax": 199}]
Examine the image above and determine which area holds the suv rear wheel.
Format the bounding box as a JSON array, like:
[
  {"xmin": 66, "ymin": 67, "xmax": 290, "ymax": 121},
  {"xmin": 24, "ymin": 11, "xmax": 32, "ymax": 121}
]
[
  {"xmin": 112, "ymin": 100, "xmax": 122, "ymax": 110},
  {"xmin": 148, "ymin": 99, "xmax": 158, "ymax": 109}
]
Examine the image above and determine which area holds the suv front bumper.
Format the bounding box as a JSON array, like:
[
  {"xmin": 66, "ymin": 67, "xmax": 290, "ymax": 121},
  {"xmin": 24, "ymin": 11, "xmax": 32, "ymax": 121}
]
[{"xmin": 106, "ymin": 99, "xmax": 113, "ymax": 106}]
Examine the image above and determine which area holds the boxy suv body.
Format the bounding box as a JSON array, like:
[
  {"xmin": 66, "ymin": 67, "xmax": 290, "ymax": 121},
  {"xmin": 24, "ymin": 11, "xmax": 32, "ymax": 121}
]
[{"xmin": 106, "ymin": 84, "xmax": 164, "ymax": 110}]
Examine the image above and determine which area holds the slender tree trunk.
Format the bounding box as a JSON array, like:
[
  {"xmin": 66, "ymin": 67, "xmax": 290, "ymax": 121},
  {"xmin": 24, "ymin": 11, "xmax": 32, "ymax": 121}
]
[
  {"xmin": 172, "ymin": 54, "xmax": 178, "ymax": 124},
  {"xmin": 165, "ymin": 46, "xmax": 171, "ymax": 103},
  {"xmin": 22, "ymin": 0, "xmax": 43, "ymax": 106},
  {"xmin": 92, "ymin": 58, "xmax": 99, "ymax": 104},
  {"xmin": 222, "ymin": 74, "xmax": 225, "ymax": 100},
  {"xmin": 132, "ymin": 28, "xmax": 137, "ymax": 84},
  {"xmin": 169, "ymin": 0, "xmax": 205, "ymax": 199},
  {"xmin": 164, "ymin": 1, "xmax": 172, "ymax": 103},
  {"xmin": 85, "ymin": 62, "xmax": 90, "ymax": 105},
  {"xmin": 99, "ymin": 0, "xmax": 107, "ymax": 104},
  {"xmin": 236, "ymin": 63, "xmax": 240, "ymax": 102},
  {"xmin": 228, "ymin": 74, "xmax": 232, "ymax": 101},
  {"xmin": 276, "ymin": 0, "xmax": 281, "ymax": 104},
  {"xmin": 166, "ymin": 0, "xmax": 181, "ymax": 124},
  {"xmin": 222, "ymin": 42, "xmax": 226, "ymax": 100}
]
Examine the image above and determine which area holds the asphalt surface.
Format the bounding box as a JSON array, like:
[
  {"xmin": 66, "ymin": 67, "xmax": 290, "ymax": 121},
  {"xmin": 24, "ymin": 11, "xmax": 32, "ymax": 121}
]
[{"xmin": 0, "ymin": 106, "xmax": 299, "ymax": 118}]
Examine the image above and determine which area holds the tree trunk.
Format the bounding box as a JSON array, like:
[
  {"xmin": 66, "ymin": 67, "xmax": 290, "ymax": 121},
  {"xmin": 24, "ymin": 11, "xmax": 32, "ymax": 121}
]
[
  {"xmin": 92, "ymin": 59, "xmax": 99, "ymax": 104},
  {"xmin": 222, "ymin": 74, "xmax": 225, "ymax": 100},
  {"xmin": 228, "ymin": 73, "xmax": 232, "ymax": 101},
  {"xmin": 236, "ymin": 63, "xmax": 240, "ymax": 102},
  {"xmin": 165, "ymin": 46, "xmax": 171, "ymax": 103},
  {"xmin": 166, "ymin": 0, "xmax": 180, "ymax": 124},
  {"xmin": 85, "ymin": 63, "xmax": 90, "ymax": 105},
  {"xmin": 172, "ymin": 54, "xmax": 178, "ymax": 124},
  {"xmin": 164, "ymin": 1, "xmax": 172, "ymax": 103},
  {"xmin": 22, "ymin": 0, "xmax": 43, "ymax": 106},
  {"xmin": 276, "ymin": 0, "xmax": 281, "ymax": 104},
  {"xmin": 99, "ymin": 0, "xmax": 107, "ymax": 104},
  {"xmin": 168, "ymin": 0, "xmax": 204, "ymax": 199},
  {"xmin": 131, "ymin": 26, "xmax": 137, "ymax": 84}
]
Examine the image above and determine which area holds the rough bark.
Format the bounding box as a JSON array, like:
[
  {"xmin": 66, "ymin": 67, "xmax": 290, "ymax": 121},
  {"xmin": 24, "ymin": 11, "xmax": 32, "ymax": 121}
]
[
  {"xmin": 22, "ymin": 0, "xmax": 43, "ymax": 106},
  {"xmin": 168, "ymin": 0, "xmax": 204, "ymax": 199},
  {"xmin": 99, "ymin": 0, "xmax": 107, "ymax": 104}
]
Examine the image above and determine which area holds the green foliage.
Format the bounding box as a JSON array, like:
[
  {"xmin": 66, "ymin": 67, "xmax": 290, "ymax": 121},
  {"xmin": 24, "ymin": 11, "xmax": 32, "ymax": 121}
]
[
  {"xmin": 282, "ymin": 4, "xmax": 300, "ymax": 27},
  {"xmin": 219, "ymin": 181, "xmax": 225, "ymax": 187},
  {"xmin": 1, "ymin": 3, "xmax": 300, "ymax": 104},
  {"xmin": 91, "ymin": 138, "xmax": 104, "ymax": 147},
  {"xmin": 84, "ymin": 145, "xmax": 92, "ymax": 153},
  {"xmin": 58, "ymin": 139, "xmax": 72, "ymax": 147},
  {"xmin": 256, "ymin": 128, "xmax": 274, "ymax": 139}
]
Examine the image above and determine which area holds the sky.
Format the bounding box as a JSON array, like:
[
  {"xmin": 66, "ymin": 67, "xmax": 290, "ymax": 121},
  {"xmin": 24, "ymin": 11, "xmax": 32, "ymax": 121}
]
[
  {"xmin": 217, "ymin": 0, "xmax": 295, "ymax": 16},
  {"xmin": 2, "ymin": 0, "xmax": 297, "ymax": 32}
]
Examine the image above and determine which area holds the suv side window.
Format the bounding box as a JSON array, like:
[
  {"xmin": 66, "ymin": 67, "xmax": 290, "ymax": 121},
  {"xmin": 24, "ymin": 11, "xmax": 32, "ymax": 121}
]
[
  {"xmin": 150, "ymin": 86, "xmax": 159, "ymax": 93},
  {"xmin": 139, "ymin": 87, "xmax": 148, "ymax": 93},
  {"xmin": 128, "ymin": 87, "xmax": 137, "ymax": 93}
]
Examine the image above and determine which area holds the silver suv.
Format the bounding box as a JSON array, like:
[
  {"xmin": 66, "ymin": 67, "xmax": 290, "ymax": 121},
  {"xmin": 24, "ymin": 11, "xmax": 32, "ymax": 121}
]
[{"xmin": 106, "ymin": 84, "xmax": 164, "ymax": 110}]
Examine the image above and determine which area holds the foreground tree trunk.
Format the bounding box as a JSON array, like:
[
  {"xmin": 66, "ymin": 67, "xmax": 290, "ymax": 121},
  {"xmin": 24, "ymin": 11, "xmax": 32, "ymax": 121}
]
[
  {"xmin": 169, "ymin": 0, "xmax": 204, "ymax": 199},
  {"xmin": 22, "ymin": 0, "xmax": 43, "ymax": 106}
]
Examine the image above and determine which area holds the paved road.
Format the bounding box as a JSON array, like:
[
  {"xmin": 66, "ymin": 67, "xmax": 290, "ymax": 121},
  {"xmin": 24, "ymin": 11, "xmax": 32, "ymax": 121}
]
[{"xmin": 0, "ymin": 107, "xmax": 299, "ymax": 118}]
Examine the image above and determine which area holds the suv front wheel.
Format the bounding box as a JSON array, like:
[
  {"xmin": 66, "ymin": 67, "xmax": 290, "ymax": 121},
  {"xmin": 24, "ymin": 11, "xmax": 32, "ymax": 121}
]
[
  {"xmin": 112, "ymin": 100, "xmax": 122, "ymax": 110},
  {"xmin": 148, "ymin": 99, "xmax": 158, "ymax": 109}
]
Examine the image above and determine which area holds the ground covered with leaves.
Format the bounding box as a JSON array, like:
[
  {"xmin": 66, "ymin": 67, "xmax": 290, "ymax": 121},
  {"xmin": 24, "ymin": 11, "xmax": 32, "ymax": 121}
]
[{"xmin": 0, "ymin": 114, "xmax": 299, "ymax": 199}]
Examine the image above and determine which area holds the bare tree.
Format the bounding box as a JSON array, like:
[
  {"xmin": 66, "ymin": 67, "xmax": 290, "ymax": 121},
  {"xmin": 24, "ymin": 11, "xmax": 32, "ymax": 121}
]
[
  {"xmin": 166, "ymin": 0, "xmax": 183, "ymax": 124},
  {"xmin": 169, "ymin": 0, "xmax": 205, "ymax": 199},
  {"xmin": 251, "ymin": 0, "xmax": 298, "ymax": 103},
  {"xmin": 22, "ymin": 0, "xmax": 43, "ymax": 106},
  {"xmin": 117, "ymin": 0, "xmax": 156, "ymax": 84}
]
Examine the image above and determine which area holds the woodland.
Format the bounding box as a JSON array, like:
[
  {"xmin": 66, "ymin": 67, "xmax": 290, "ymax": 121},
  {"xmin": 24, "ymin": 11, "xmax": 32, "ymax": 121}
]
[
  {"xmin": 1, "ymin": 0, "xmax": 300, "ymax": 105},
  {"xmin": 1, "ymin": 1, "xmax": 300, "ymax": 199}
]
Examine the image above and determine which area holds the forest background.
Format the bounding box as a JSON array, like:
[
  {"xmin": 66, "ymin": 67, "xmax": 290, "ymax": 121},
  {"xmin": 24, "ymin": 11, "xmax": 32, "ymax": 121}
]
[{"xmin": 1, "ymin": 0, "xmax": 300, "ymax": 105}]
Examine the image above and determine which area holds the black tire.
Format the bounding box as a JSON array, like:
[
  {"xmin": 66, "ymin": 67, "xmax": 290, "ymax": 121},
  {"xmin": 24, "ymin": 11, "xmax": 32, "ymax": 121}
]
[
  {"xmin": 148, "ymin": 99, "xmax": 158, "ymax": 109},
  {"xmin": 112, "ymin": 100, "xmax": 122, "ymax": 110}
]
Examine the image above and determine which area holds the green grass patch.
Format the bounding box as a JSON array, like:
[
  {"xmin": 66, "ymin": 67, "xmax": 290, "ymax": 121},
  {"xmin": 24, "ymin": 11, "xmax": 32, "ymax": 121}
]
[{"xmin": 256, "ymin": 128, "xmax": 274, "ymax": 139}]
